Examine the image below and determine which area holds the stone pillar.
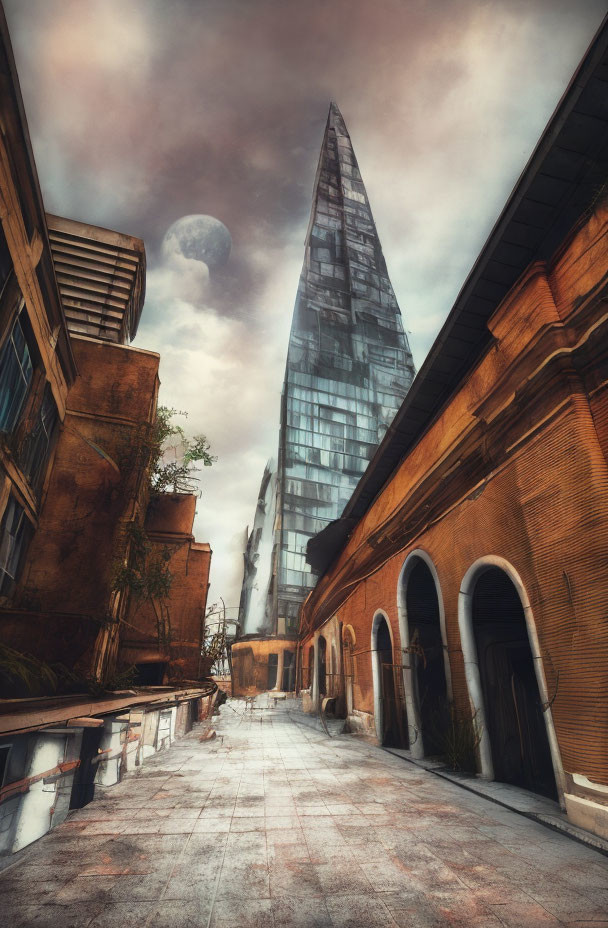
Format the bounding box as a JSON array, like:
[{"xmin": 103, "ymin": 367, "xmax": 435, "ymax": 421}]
[{"xmin": 275, "ymin": 649, "xmax": 284, "ymax": 691}]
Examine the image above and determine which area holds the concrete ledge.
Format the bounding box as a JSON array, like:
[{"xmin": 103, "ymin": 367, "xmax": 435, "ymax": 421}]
[
  {"xmin": 345, "ymin": 709, "xmax": 376, "ymax": 739},
  {"xmin": 564, "ymin": 792, "xmax": 608, "ymax": 841}
]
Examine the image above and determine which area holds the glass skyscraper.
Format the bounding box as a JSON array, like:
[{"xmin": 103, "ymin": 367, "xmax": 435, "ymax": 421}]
[{"xmin": 240, "ymin": 102, "xmax": 415, "ymax": 638}]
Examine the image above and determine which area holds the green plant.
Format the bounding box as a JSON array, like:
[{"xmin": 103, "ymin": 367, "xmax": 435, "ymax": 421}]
[
  {"xmin": 111, "ymin": 406, "xmax": 215, "ymax": 676},
  {"xmin": 113, "ymin": 522, "xmax": 173, "ymax": 601},
  {"xmin": 119, "ymin": 406, "xmax": 214, "ymax": 498},
  {"xmin": 0, "ymin": 644, "xmax": 59, "ymax": 696},
  {"xmin": 112, "ymin": 521, "xmax": 174, "ymax": 647},
  {"xmin": 148, "ymin": 407, "xmax": 215, "ymax": 496},
  {"xmin": 85, "ymin": 664, "xmax": 137, "ymax": 696},
  {"xmin": 201, "ymin": 629, "xmax": 227, "ymax": 665},
  {"xmin": 442, "ymin": 706, "xmax": 482, "ymax": 773},
  {"xmin": 0, "ymin": 644, "xmax": 137, "ymax": 698}
]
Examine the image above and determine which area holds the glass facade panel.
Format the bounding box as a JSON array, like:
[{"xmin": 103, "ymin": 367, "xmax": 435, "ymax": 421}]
[{"xmin": 240, "ymin": 103, "xmax": 415, "ymax": 637}]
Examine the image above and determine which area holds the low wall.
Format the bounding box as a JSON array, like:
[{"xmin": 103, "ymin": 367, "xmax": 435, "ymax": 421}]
[{"xmin": 0, "ymin": 688, "xmax": 218, "ymax": 862}]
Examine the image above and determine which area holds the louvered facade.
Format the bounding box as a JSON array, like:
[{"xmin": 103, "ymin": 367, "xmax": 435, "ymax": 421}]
[{"xmin": 47, "ymin": 214, "xmax": 145, "ymax": 345}]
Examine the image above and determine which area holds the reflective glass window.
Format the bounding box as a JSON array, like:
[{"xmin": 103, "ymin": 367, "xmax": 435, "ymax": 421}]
[
  {"xmin": 0, "ymin": 311, "xmax": 33, "ymax": 434},
  {"xmin": 0, "ymin": 495, "xmax": 33, "ymax": 596}
]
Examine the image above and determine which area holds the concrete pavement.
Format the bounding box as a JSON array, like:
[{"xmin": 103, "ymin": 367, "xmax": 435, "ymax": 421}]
[{"xmin": 1, "ymin": 697, "xmax": 607, "ymax": 927}]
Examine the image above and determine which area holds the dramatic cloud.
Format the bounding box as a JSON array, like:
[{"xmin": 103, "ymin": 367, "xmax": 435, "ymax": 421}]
[{"xmin": 4, "ymin": 0, "xmax": 605, "ymax": 608}]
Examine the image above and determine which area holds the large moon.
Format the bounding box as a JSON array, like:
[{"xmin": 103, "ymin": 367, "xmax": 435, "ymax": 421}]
[{"xmin": 162, "ymin": 214, "xmax": 231, "ymax": 270}]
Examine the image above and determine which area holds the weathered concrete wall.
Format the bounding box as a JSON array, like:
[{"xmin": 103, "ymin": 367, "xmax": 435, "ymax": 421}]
[{"xmin": 0, "ymin": 689, "xmax": 218, "ymax": 860}]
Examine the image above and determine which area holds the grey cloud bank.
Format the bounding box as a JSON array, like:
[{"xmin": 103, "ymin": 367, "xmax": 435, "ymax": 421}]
[{"xmin": 4, "ymin": 0, "xmax": 605, "ymax": 608}]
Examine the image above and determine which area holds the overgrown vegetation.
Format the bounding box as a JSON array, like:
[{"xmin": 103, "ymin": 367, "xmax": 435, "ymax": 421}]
[
  {"xmin": 200, "ymin": 628, "xmax": 227, "ymax": 668},
  {"xmin": 110, "ymin": 407, "xmax": 216, "ymax": 679},
  {"xmin": 0, "ymin": 643, "xmax": 137, "ymax": 698},
  {"xmin": 145, "ymin": 406, "xmax": 215, "ymax": 496},
  {"xmin": 1, "ymin": 408, "xmax": 216, "ymax": 699},
  {"xmin": 442, "ymin": 707, "xmax": 482, "ymax": 773},
  {"xmin": 0, "ymin": 643, "xmax": 61, "ymax": 696},
  {"xmin": 112, "ymin": 520, "xmax": 174, "ymax": 649}
]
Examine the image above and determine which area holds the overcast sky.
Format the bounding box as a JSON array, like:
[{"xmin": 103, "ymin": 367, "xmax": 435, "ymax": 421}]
[{"xmin": 4, "ymin": 0, "xmax": 606, "ymax": 612}]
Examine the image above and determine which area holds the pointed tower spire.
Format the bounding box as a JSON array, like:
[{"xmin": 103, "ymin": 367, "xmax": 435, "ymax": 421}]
[{"xmin": 240, "ymin": 104, "xmax": 415, "ymax": 637}]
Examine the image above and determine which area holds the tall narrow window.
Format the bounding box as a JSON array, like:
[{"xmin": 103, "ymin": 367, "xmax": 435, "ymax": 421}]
[
  {"xmin": 19, "ymin": 383, "xmax": 59, "ymax": 496},
  {"xmin": 0, "ymin": 223, "xmax": 12, "ymax": 296},
  {"xmin": 0, "ymin": 495, "xmax": 33, "ymax": 597},
  {"xmin": 267, "ymin": 653, "xmax": 278, "ymax": 690},
  {"xmin": 0, "ymin": 311, "xmax": 33, "ymax": 433}
]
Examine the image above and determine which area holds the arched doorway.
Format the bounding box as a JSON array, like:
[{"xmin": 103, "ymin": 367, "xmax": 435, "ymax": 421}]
[
  {"xmin": 317, "ymin": 636, "xmax": 327, "ymax": 699},
  {"xmin": 372, "ymin": 612, "xmax": 408, "ymax": 748},
  {"xmin": 343, "ymin": 626, "xmax": 356, "ymax": 718},
  {"xmin": 282, "ymin": 650, "xmax": 295, "ymax": 691},
  {"xmin": 404, "ymin": 558, "xmax": 450, "ymax": 757},
  {"xmin": 469, "ymin": 566, "xmax": 558, "ymax": 800},
  {"xmin": 307, "ymin": 645, "xmax": 314, "ymax": 690},
  {"xmin": 330, "ymin": 642, "xmax": 338, "ymax": 698}
]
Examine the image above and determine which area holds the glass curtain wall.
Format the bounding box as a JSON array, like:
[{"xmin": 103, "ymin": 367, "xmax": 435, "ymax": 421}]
[{"xmin": 275, "ymin": 103, "xmax": 415, "ymax": 630}]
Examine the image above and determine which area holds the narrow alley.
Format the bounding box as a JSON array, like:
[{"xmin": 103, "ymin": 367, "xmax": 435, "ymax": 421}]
[{"xmin": 1, "ymin": 699, "xmax": 607, "ymax": 928}]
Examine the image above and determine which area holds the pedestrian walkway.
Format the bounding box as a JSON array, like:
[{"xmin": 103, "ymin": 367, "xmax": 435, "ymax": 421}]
[{"xmin": 1, "ymin": 698, "xmax": 607, "ymax": 927}]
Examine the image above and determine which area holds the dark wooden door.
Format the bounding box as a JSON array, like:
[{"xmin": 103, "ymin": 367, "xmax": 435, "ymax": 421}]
[
  {"xmin": 381, "ymin": 663, "xmax": 409, "ymax": 748},
  {"xmin": 480, "ymin": 636, "xmax": 556, "ymax": 799}
]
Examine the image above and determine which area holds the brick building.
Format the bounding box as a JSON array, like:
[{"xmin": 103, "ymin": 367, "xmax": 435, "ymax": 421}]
[
  {"xmin": 120, "ymin": 493, "xmax": 212, "ymax": 684},
  {"xmin": 0, "ymin": 6, "xmax": 215, "ymax": 858},
  {"xmin": 300, "ymin": 19, "xmax": 608, "ymax": 842}
]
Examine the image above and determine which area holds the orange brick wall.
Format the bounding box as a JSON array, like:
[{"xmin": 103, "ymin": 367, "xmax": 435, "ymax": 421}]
[
  {"xmin": 2, "ymin": 337, "xmax": 160, "ymax": 673},
  {"xmin": 232, "ymin": 638, "xmax": 297, "ymax": 696},
  {"xmin": 301, "ymin": 202, "xmax": 608, "ymax": 785},
  {"xmin": 120, "ymin": 494, "xmax": 212, "ymax": 682}
]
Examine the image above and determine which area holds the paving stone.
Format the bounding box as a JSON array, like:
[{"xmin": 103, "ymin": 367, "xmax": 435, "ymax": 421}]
[
  {"xmin": 3, "ymin": 698, "xmax": 608, "ymax": 927},
  {"xmin": 272, "ymin": 896, "xmax": 333, "ymax": 927},
  {"xmin": 325, "ymin": 893, "xmax": 398, "ymax": 927}
]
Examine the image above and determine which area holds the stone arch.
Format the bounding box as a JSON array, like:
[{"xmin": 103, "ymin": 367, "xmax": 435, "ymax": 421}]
[
  {"xmin": 330, "ymin": 641, "xmax": 338, "ymax": 697},
  {"xmin": 397, "ymin": 549, "xmax": 451, "ymax": 759},
  {"xmin": 458, "ymin": 555, "xmax": 565, "ymax": 804},
  {"xmin": 371, "ymin": 610, "xmax": 407, "ymax": 747},
  {"xmin": 342, "ymin": 625, "xmax": 356, "ymax": 717},
  {"xmin": 306, "ymin": 644, "xmax": 314, "ymax": 691},
  {"xmin": 317, "ymin": 635, "xmax": 327, "ymax": 700}
]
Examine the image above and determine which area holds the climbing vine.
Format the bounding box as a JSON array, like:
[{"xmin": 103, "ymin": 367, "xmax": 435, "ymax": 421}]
[
  {"xmin": 112, "ymin": 521, "xmax": 174, "ymax": 648},
  {"xmin": 127, "ymin": 406, "xmax": 215, "ymax": 497},
  {"xmin": 112, "ymin": 406, "xmax": 215, "ymax": 669}
]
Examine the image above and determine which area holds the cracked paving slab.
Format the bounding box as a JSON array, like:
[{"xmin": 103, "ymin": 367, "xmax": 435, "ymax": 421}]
[{"xmin": 1, "ymin": 698, "xmax": 608, "ymax": 927}]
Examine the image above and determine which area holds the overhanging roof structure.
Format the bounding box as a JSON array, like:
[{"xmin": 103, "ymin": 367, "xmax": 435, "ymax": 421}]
[{"xmin": 47, "ymin": 214, "xmax": 146, "ymax": 345}]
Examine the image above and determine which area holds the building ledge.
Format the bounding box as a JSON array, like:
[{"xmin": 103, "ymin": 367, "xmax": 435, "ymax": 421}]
[{"xmin": 0, "ymin": 685, "xmax": 216, "ymax": 736}]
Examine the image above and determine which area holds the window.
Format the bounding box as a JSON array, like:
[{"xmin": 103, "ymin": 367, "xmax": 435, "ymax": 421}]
[
  {"xmin": 267, "ymin": 653, "xmax": 278, "ymax": 690},
  {"xmin": 0, "ymin": 223, "xmax": 12, "ymax": 296},
  {"xmin": 285, "ymin": 614, "xmax": 298, "ymax": 636},
  {"xmin": 19, "ymin": 383, "xmax": 59, "ymax": 496},
  {"xmin": 0, "ymin": 743, "xmax": 11, "ymax": 786},
  {"xmin": 282, "ymin": 650, "xmax": 295, "ymax": 690},
  {"xmin": 0, "ymin": 311, "xmax": 33, "ymax": 433},
  {"xmin": 0, "ymin": 495, "xmax": 33, "ymax": 597},
  {"xmin": 307, "ymin": 646, "xmax": 314, "ymax": 689}
]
